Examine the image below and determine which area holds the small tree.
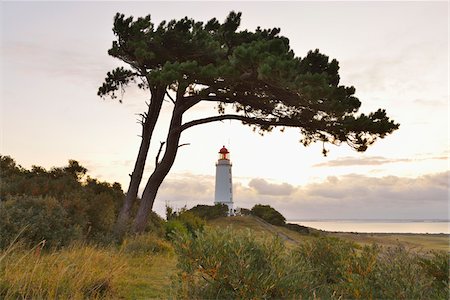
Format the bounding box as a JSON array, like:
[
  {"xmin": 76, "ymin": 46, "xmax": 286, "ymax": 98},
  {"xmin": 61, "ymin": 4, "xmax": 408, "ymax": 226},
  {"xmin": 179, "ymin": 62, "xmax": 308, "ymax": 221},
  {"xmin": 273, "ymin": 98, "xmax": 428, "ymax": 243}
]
[
  {"xmin": 99, "ymin": 12, "xmax": 399, "ymax": 232},
  {"xmin": 188, "ymin": 204, "xmax": 229, "ymax": 220},
  {"xmin": 251, "ymin": 204, "xmax": 286, "ymax": 226}
]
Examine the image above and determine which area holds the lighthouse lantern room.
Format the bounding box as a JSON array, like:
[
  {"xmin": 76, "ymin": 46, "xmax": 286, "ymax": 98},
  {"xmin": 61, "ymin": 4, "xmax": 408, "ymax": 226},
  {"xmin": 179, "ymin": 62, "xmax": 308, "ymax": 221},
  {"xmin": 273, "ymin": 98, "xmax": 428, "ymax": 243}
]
[{"xmin": 214, "ymin": 146, "xmax": 234, "ymax": 215}]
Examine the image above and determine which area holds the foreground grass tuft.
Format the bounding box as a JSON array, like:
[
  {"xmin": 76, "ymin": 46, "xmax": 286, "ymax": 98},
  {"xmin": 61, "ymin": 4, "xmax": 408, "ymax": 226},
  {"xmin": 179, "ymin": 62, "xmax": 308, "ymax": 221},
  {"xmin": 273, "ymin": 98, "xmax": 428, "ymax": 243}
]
[{"xmin": 0, "ymin": 241, "xmax": 126, "ymax": 299}]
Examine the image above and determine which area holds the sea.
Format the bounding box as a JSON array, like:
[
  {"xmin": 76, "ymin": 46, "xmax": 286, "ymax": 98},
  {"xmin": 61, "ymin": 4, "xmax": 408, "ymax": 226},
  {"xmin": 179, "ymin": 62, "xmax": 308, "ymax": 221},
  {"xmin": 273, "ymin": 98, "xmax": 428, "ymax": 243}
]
[{"xmin": 288, "ymin": 220, "xmax": 450, "ymax": 234}]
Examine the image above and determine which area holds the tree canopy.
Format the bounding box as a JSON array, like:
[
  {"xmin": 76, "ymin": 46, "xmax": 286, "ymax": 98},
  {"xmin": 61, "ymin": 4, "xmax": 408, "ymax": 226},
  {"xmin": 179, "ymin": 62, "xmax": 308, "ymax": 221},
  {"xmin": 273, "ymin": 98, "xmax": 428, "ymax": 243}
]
[
  {"xmin": 99, "ymin": 11, "xmax": 398, "ymax": 152},
  {"xmin": 98, "ymin": 11, "xmax": 399, "ymax": 232}
]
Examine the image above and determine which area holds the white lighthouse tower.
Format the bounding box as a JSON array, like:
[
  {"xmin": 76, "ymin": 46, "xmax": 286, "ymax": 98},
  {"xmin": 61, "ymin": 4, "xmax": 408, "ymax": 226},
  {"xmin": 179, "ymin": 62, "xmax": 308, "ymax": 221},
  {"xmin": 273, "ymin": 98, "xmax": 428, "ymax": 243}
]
[{"xmin": 214, "ymin": 146, "xmax": 234, "ymax": 215}]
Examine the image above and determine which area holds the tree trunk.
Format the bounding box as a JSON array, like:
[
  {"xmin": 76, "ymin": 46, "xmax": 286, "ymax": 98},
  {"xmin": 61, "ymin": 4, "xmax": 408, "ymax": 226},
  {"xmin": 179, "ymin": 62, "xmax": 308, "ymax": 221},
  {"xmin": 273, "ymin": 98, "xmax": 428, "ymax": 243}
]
[
  {"xmin": 133, "ymin": 101, "xmax": 184, "ymax": 233},
  {"xmin": 115, "ymin": 87, "xmax": 165, "ymax": 234}
]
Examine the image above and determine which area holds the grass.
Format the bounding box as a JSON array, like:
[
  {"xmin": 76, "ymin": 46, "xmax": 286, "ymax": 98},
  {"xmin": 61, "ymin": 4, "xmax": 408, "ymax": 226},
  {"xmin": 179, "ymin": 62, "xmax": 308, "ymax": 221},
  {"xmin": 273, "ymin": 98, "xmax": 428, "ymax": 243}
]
[
  {"xmin": 210, "ymin": 215, "xmax": 449, "ymax": 252},
  {"xmin": 0, "ymin": 235, "xmax": 177, "ymax": 300},
  {"xmin": 1, "ymin": 216, "xmax": 447, "ymax": 299},
  {"xmin": 0, "ymin": 242, "xmax": 126, "ymax": 299},
  {"xmin": 116, "ymin": 254, "xmax": 177, "ymax": 299}
]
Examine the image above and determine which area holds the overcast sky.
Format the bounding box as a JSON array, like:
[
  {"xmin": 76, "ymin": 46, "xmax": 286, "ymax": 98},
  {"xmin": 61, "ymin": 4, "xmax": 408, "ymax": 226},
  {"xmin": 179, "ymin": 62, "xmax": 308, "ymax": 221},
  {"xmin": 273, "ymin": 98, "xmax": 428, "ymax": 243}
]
[{"xmin": 1, "ymin": 1, "xmax": 448, "ymax": 220}]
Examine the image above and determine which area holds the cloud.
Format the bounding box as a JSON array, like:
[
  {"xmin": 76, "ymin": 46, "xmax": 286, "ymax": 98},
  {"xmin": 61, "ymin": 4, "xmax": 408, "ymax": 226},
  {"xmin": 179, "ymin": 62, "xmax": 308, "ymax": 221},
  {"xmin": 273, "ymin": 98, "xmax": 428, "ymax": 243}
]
[
  {"xmin": 289, "ymin": 172, "xmax": 449, "ymax": 220},
  {"xmin": 248, "ymin": 178, "xmax": 296, "ymax": 196},
  {"xmin": 314, "ymin": 155, "xmax": 447, "ymax": 168},
  {"xmin": 151, "ymin": 171, "xmax": 449, "ymax": 221},
  {"xmin": 314, "ymin": 156, "xmax": 411, "ymax": 167}
]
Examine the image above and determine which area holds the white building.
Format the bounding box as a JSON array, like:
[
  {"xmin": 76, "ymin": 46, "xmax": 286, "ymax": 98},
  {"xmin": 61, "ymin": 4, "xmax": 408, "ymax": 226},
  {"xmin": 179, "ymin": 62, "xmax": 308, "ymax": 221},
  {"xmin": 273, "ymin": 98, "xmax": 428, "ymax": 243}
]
[{"xmin": 214, "ymin": 146, "xmax": 234, "ymax": 215}]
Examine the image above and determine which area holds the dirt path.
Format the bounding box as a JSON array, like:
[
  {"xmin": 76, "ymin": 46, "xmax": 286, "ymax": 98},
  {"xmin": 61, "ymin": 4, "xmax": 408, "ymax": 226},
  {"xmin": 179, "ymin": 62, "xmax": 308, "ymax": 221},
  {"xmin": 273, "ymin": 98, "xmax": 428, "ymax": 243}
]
[{"xmin": 250, "ymin": 216, "xmax": 299, "ymax": 245}]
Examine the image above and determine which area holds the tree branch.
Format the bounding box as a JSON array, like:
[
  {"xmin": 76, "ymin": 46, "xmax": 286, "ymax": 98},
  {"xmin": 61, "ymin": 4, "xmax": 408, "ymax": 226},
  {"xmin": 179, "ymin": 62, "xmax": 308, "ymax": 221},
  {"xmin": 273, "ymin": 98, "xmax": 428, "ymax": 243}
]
[
  {"xmin": 165, "ymin": 91, "xmax": 176, "ymax": 104},
  {"xmin": 155, "ymin": 141, "xmax": 165, "ymax": 169},
  {"xmin": 180, "ymin": 114, "xmax": 302, "ymax": 132}
]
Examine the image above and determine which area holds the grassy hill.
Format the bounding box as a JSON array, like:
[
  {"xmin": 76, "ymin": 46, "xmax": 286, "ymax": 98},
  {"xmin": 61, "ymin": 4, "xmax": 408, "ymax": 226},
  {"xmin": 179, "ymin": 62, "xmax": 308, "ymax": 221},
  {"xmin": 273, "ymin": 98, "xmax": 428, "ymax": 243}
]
[{"xmin": 209, "ymin": 215, "xmax": 449, "ymax": 252}]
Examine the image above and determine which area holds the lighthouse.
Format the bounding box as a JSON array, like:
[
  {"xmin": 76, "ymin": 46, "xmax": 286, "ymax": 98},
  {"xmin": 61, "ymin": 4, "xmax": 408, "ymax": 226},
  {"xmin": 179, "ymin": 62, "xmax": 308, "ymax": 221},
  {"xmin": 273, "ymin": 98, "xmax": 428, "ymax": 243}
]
[{"xmin": 214, "ymin": 146, "xmax": 234, "ymax": 215}]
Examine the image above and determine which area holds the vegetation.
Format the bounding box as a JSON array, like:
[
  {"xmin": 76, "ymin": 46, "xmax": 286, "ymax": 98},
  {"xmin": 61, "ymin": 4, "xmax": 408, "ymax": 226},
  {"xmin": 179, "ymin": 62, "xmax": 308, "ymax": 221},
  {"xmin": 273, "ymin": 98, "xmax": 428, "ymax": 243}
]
[
  {"xmin": 172, "ymin": 227, "xmax": 449, "ymax": 299},
  {"xmin": 98, "ymin": 11, "xmax": 399, "ymax": 232},
  {"xmin": 0, "ymin": 242, "xmax": 126, "ymax": 299},
  {"xmin": 187, "ymin": 203, "xmax": 229, "ymax": 220},
  {"xmin": 1, "ymin": 156, "xmax": 447, "ymax": 299},
  {"xmin": 0, "ymin": 155, "xmax": 126, "ymax": 248},
  {"xmin": 251, "ymin": 203, "xmax": 286, "ymax": 226}
]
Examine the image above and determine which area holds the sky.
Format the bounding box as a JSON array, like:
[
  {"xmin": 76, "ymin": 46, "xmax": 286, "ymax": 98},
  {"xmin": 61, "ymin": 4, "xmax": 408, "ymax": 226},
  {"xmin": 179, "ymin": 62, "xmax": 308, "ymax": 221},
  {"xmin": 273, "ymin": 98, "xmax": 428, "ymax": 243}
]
[{"xmin": 1, "ymin": 1, "xmax": 448, "ymax": 220}]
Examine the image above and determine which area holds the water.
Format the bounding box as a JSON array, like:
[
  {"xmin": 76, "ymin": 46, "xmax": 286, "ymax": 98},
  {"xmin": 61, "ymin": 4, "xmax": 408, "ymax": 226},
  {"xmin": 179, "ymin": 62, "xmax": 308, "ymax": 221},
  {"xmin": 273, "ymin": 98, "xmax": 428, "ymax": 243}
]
[{"xmin": 288, "ymin": 220, "xmax": 450, "ymax": 234}]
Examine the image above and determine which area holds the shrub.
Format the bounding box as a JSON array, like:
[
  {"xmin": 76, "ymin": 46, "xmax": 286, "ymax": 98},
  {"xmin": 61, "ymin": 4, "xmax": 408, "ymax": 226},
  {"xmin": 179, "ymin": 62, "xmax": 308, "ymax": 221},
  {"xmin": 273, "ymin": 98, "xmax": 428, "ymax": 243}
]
[
  {"xmin": 420, "ymin": 251, "xmax": 450, "ymax": 292},
  {"xmin": 251, "ymin": 204, "xmax": 286, "ymax": 226},
  {"xmin": 164, "ymin": 219, "xmax": 188, "ymax": 240},
  {"xmin": 0, "ymin": 156, "xmax": 125, "ymax": 246},
  {"xmin": 164, "ymin": 211, "xmax": 205, "ymax": 240},
  {"xmin": 171, "ymin": 227, "xmax": 316, "ymax": 299},
  {"xmin": 0, "ymin": 196, "xmax": 78, "ymax": 249},
  {"xmin": 372, "ymin": 246, "xmax": 441, "ymax": 299},
  {"xmin": 284, "ymin": 222, "xmax": 310, "ymax": 234},
  {"xmin": 187, "ymin": 204, "xmax": 228, "ymax": 220},
  {"xmin": 296, "ymin": 236, "xmax": 359, "ymax": 285}
]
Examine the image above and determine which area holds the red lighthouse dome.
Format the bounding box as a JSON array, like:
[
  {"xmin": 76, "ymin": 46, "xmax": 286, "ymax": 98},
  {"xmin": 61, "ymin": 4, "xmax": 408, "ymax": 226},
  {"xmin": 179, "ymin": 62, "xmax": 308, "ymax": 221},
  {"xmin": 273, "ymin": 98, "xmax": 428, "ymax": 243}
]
[{"xmin": 218, "ymin": 146, "xmax": 230, "ymax": 160}]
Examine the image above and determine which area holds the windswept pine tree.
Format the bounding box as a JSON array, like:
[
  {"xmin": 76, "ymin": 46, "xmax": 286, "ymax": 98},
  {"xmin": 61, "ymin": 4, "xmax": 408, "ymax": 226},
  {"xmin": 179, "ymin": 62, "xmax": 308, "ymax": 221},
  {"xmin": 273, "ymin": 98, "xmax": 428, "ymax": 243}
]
[{"xmin": 98, "ymin": 12, "xmax": 399, "ymax": 232}]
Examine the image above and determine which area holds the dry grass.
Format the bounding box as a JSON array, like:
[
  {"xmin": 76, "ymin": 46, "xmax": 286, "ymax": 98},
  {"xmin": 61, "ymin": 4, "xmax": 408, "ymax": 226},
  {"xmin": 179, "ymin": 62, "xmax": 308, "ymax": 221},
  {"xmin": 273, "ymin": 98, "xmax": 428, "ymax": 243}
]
[
  {"xmin": 0, "ymin": 233, "xmax": 178, "ymax": 299},
  {"xmin": 209, "ymin": 215, "xmax": 449, "ymax": 252},
  {"xmin": 0, "ymin": 241, "xmax": 126, "ymax": 299},
  {"xmin": 329, "ymin": 232, "xmax": 449, "ymax": 252}
]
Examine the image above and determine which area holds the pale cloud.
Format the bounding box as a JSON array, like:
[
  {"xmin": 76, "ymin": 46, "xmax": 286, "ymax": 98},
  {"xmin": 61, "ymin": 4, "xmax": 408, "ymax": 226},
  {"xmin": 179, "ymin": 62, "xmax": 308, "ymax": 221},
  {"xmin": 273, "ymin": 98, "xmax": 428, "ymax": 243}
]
[
  {"xmin": 314, "ymin": 155, "xmax": 447, "ymax": 168},
  {"xmin": 248, "ymin": 178, "xmax": 296, "ymax": 196},
  {"xmin": 152, "ymin": 171, "xmax": 449, "ymax": 220},
  {"xmin": 314, "ymin": 156, "xmax": 411, "ymax": 167}
]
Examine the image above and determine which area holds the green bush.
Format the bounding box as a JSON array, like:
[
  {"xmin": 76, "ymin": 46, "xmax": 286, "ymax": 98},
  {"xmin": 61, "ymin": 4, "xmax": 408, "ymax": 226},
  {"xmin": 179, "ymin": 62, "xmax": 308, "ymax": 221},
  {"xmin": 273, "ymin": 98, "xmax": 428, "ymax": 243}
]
[
  {"xmin": 164, "ymin": 209, "xmax": 205, "ymax": 240},
  {"xmin": 172, "ymin": 229, "xmax": 449, "ymax": 299},
  {"xmin": 171, "ymin": 227, "xmax": 316, "ymax": 299},
  {"xmin": 187, "ymin": 204, "xmax": 228, "ymax": 220},
  {"xmin": 251, "ymin": 204, "xmax": 286, "ymax": 226},
  {"xmin": 420, "ymin": 251, "xmax": 450, "ymax": 291},
  {"xmin": 0, "ymin": 196, "xmax": 79, "ymax": 249},
  {"xmin": 164, "ymin": 219, "xmax": 188, "ymax": 240},
  {"xmin": 0, "ymin": 155, "xmax": 125, "ymax": 247},
  {"xmin": 371, "ymin": 246, "xmax": 443, "ymax": 299},
  {"xmin": 296, "ymin": 236, "xmax": 359, "ymax": 284}
]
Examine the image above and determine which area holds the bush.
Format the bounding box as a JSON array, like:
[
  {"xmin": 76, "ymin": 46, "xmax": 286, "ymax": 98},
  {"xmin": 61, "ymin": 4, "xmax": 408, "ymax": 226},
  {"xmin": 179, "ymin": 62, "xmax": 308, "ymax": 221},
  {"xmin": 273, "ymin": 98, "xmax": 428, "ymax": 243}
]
[
  {"xmin": 171, "ymin": 229, "xmax": 449, "ymax": 300},
  {"xmin": 251, "ymin": 204, "xmax": 286, "ymax": 226},
  {"xmin": 164, "ymin": 210, "xmax": 205, "ymax": 240},
  {"xmin": 297, "ymin": 238, "xmax": 447, "ymax": 299},
  {"xmin": 296, "ymin": 236, "xmax": 360, "ymax": 285},
  {"xmin": 0, "ymin": 196, "xmax": 79, "ymax": 249},
  {"xmin": 0, "ymin": 155, "xmax": 125, "ymax": 247},
  {"xmin": 371, "ymin": 246, "xmax": 443, "ymax": 299},
  {"xmin": 420, "ymin": 251, "xmax": 450, "ymax": 292},
  {"xmin": 171, "ymin": 227, "xmax": 316, "ymax": 299},
  {"xmin": 284, "ymin": 222, "xmax": 310, "ymax": 234},
  {"xmin": 187, "ymin": 204, "xmax": 228, "ymax": 220}
]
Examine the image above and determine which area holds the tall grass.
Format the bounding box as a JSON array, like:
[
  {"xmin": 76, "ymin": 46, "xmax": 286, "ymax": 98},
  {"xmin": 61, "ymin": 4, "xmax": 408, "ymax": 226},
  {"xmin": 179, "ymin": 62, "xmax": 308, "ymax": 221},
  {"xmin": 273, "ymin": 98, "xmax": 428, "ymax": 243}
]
[
  {"xmin": 172, "ymin": 227, "xmax": 450, "ymax": 299},
  {"xmin": 0, "ymin": 241, "xmax": 126, "ymax": 299}
]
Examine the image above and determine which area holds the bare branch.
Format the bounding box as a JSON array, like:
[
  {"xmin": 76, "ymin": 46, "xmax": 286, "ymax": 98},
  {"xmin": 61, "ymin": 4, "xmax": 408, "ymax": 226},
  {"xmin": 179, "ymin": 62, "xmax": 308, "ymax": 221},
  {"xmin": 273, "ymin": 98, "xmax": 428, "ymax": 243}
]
[
  {"xmin": 178, "ymin": 143, "xmax": 190, "ymax": 148},
  {"xmin": 165, "ymin": 91, "xmax": 176, "ymax": 104},
  {"xmin": 155, "ymin": 141, "xmax": 166, "ymax": 169}
]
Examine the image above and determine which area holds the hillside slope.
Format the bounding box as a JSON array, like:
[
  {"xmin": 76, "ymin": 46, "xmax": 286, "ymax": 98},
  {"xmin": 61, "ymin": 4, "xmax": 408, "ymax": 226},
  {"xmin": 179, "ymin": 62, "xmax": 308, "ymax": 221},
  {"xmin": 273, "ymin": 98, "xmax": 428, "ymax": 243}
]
[{"xmin": 208, "ymin": 215, "xmax": 449, "ymax": 252}]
